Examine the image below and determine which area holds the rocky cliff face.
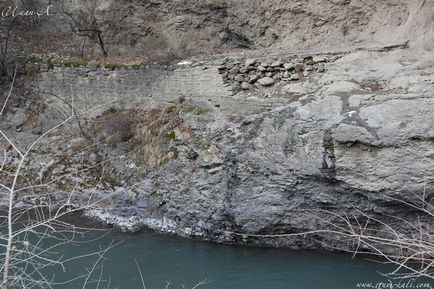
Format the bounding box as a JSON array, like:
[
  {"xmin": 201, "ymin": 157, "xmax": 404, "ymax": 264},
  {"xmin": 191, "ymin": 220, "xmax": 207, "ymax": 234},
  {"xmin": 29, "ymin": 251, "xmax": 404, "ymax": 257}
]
[
  {"xmin": 88, "ymin": 0, "xmax": 409, "ymax": 53},
  {"xmin": 1, "ymin": 0, "xmax": 433, "ymax": 249},
  {"xmin": 32, "ymin": 0, "xmax": 434, "ymax": 56}
]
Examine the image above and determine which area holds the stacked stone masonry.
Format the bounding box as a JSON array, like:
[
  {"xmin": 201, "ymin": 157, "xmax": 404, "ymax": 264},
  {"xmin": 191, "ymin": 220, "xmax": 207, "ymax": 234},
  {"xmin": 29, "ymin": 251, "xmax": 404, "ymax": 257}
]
[{"xmin": 218, "ymin": 56, "xmax": 328, "ymax": 94}]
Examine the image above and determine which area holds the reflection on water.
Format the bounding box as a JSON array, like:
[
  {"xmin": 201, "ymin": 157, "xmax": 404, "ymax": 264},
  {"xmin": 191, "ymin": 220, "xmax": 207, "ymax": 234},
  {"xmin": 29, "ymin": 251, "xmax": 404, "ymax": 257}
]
[
  {"xmin": 47, "ymin": 229, "xmax": 419, "ymax": 289},
  {"xmin": 1, "ymin": 213, "xmax": 432, "ymax": 289}
]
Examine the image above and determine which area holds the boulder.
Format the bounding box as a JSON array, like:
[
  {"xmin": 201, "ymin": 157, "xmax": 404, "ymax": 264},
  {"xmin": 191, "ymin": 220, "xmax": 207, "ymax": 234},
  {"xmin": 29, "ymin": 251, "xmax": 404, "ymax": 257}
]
[
  {"xmin": 245, "ymin": 59, "xmax": 257, "ymax": 67},
  {"xmin": 271, "ymin": 60, "xmax": 283, "ymax": 67},
  {"xmin": 241, "ymin": 81, "xmax": 253, "ymax": 90},
  {"xmin": 229, "ymin": 67, "xmax": 240, "ymax": 74},
  {"xmin": 313, "ymin": 56, "xmax": 327, "ymax": 63},
  {"xmin": 290, "ymin": 73, "xmax": 301, "ymax": 80},
  {"xmin": 257, "ymin": 77, "xmax": 275, "ymax": 86},
  {"xmin": 284, "ymin": 63, "xmax": 294, "ymax": 70}
]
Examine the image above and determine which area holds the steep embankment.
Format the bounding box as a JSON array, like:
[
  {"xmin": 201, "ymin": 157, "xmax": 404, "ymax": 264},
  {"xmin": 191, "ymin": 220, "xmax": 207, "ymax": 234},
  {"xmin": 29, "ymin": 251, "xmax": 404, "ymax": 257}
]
[
  {"xmin": 44, "ymin": 0, "xmax": 434, "ymax": 56},
  {"xmin": 1, "ymin": 0, "xmax": 433, "ymax": 249}
]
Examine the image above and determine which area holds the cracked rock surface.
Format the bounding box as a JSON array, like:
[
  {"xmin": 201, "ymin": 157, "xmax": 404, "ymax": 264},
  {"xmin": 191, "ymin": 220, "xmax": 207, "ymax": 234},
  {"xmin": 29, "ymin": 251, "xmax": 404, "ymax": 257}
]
[
  {"xmin": 1, "ymin": 46, "xmax": 433, "ymax": 249},
  {"xmin": 1, "ymin": 0, "xmax": 434, "ymax": 249}
]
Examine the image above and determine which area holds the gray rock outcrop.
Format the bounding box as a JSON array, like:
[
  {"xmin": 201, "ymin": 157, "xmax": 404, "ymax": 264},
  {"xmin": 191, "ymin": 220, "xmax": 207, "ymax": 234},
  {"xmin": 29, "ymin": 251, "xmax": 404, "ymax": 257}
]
[
  {"xmin": 1, "ymin": 0, "xmax": 434, "ymax": 253},
  {"xmin": 38, "ymin": 0, "xmax": 434, "ymax": 57},
  {"xmin": 2, "ymin": 46, "xmax": 433, "ymax": 250}
]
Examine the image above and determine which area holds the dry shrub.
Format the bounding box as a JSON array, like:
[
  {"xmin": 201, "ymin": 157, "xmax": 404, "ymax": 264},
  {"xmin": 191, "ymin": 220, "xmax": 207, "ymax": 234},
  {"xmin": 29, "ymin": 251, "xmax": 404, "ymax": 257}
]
[
  {"xmin": 94, "ymin": 107, "xmax": 192, "ymax": 167},
  {"xmin": 94, "ymin": 111, "xmax": 136, "ymax": 146},
  {"xmin": 133, "ymin": 108, "xmax": 191, "ymax": 167}
]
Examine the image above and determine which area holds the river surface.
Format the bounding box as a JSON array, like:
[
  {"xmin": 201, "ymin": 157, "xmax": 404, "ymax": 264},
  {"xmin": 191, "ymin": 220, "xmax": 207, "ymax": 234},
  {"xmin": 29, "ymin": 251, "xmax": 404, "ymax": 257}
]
[{"xmin": 43, "ymin": 228, "xmax": 419, "ymax": 289}]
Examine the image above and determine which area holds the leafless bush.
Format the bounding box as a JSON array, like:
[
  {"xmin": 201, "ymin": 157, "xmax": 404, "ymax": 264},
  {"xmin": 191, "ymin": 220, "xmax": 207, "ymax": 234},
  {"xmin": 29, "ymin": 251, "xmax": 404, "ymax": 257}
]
[
  {"xmin": 0, "ymin": 71, "xmax": 119, "ymax": 289},
  {"xmin": 94, "ymin": 111, "xmax": 135, "ymax": 146},
  {"xmin": 227, "ymin": 191, "xmax": 434, "ymax": 281},
  {"xmin": 93, "ymin": 107, "xmax": 190, "ymax": 168},
  {"xmin": 61, "ymin": 0, "xmax": 108, "ymax": 57},
  {"xmin": 0, "ymin": 0, "xmax": 44, "ymax": 81}
]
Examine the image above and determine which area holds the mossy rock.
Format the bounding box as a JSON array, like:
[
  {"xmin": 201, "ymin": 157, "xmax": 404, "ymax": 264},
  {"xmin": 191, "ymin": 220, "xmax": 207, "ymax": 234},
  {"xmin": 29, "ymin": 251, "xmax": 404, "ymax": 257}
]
[
  {"xmin": 165, "ymin": 106, "xmax": 177, "ymax": 114},
  {"xmin": 104, "ymin": 63, "xmax": 121, "ymax": 70},
  {"xmin": 164, "ymin": 131, "xmax": 176, "ymax": 142},
  {"xmin": 194, "ymin": 107, "xmax": 208, "ymax": 115}
]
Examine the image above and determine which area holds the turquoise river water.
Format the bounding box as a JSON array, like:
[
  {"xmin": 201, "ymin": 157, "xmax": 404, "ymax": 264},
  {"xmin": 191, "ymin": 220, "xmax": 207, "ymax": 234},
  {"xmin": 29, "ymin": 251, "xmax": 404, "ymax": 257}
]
[{"xmin": 37, "ymin": 228, "xmax": 433, "ymax": 289}]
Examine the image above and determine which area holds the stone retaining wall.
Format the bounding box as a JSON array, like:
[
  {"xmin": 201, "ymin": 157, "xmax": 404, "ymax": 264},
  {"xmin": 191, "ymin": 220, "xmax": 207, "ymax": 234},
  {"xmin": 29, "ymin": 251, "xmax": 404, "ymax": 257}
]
[{"xmin": 218, "ymin": 55, "xmax": 328, "ymax": 95}]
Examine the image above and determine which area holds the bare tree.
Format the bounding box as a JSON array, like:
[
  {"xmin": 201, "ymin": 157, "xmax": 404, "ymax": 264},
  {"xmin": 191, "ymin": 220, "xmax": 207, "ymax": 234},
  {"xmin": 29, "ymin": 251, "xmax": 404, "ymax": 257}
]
[
  {"xmin": 0, "ymin": 68, "xmax": 118, "ymax": 289},
  {"xmin": 61, "ymin": 0, "xmax": 108, "ymax": 58},
  {"xmin": 331, "ymin": 193, "xmax": 434, "ymax": 280},
  {"xmin": 0, "ymin": 20, "xmax": 14, "ymax": 81},
  {"xmin": 225, "ymin": 191, "xmax": 434, "ymax": 281},
  {"xmin": 0, "ymin": 0, "xmax": 43, "ymax": 81}
]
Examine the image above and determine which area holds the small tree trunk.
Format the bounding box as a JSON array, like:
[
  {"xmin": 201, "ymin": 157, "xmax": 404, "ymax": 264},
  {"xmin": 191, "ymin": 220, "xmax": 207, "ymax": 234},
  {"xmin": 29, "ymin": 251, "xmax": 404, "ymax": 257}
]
[
  {"xmin": 97, "ymin": 32, "xmax": 108, "ymax": 57},
  {"xmin": 1, "ymin": 187, "xmax": 14, "ymax": 289}
]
